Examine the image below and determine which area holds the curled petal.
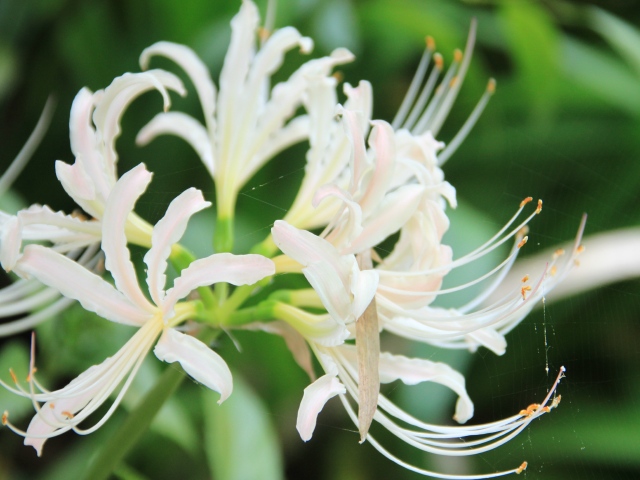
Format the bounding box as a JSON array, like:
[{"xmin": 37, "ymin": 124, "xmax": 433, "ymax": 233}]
[
  {"xmin": 154, "ymin": 328, "xmax": 232, "ymax": 404},
  {"xmin": 102, "ymin": 164, "xmax": 155, "ymax": 313},
  {"xmin": 14, "ymin": 245, "xmax": 148, "ymax": 326},
  {"xmin": 163, "ymin": 253, "xmax": 274, "ymax": 315},
  {"xmin": 144, "ymin": 188, "xmax": 211, "ymax": 305},
  {"xmin": 296, "ymin": 374, "xmax": 346, "ymax": 441},
  {"xmin": 137, "ymin": 112, "xmax": 214, "ymax": 176}
]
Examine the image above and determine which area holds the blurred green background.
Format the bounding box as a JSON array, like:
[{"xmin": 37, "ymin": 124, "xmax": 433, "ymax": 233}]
[{"xmin": 1, "ymin": 0, "xmax": 639, "ymax": 479}]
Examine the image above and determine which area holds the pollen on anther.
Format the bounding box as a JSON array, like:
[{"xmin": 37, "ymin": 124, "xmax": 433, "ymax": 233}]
[
  {"xmin": 521, "ymin": 285, "xmax": 532, "ymax": 300},
  {"xmin": 332, "ymin": 71, "xmax": 344, "ymax": 83},
  {"xmin": 552, "ymin": 395, "xmax": 562, "ymax": 408},
  {"xmin": 426, "ymin": 35, "xmax": 436, "ymax": 51},
  {"xmin": 536, "ymin": 199, "xmax": 543, "ymax": 214},
  {"xmin": 453, "ymin": 49, "xmax": 463, "ymax": 63},
  {"xmin": 487, "ymin": 78, "xmax": 496, "ymax": 94},
  {"xmin": 449, "ymin": 76, "xmax": 458, "ymax": 88},
  {"xmin": 516, "ymin": 461, "xmax": 528, "ymax": 474},
  {"xmin": 434, "ymin": 53, "xmax": 444, "ymax": 70},
  {"xmin": 521, "ymin": 274, "xmax": 530, "ymax": 283},
  {"xmin": 517, "ymin": 236, "xmax": 528, "ymax": 249},
  {"xmin": 9, "ymin": 369, "xmax": 17, "ymax": 384},
  {"xmin": 49, "ymin": 403, "xmax": 55, "ymax": 409},
  {"xmin": 553, "ymin": 248, "xmax": 565, "ymax": 259},
  {"xmin": 2, "ymin": 411, "xmax": 8, "ymax": 425},
  {"xmin": 550, "ymin": 265, "xmax": 558, "ymax": 276},
  {"xmin": 520, "ymin": 197, "xmax": 533, "ymax": 208},
  {"xmin": 576, "ymin": 245, "xmax": 585, "ymax": 254},
  {"xmin": 62, "ymin": 411, "xmax": 74, "ymax": 419}
]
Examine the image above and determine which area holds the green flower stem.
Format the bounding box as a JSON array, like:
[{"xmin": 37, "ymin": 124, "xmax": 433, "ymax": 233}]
[
  {"xmin": 226, "ymin": 300, "xmax": 277, "ymax": 326},
  {"xmin": 170, "ymin": 243, "xmax": 216, "ymax": 309},
  {"xmin": 250, "ymin": 234, "xmax": 278, "ymax": 257},
  {"xmin": 217, "ymin": 277, "xmax": 272, "ymax": 324},
  {"xmin": 82, "ymin": 365, "xmax": 186, "ymax": 480},
  {"xmin": 269, "ymin": 289, "xmax": 322, "ymax": 308},
  {"xmin": 214, "ymin": 216, "xmax": 234, "ymax": 254}
]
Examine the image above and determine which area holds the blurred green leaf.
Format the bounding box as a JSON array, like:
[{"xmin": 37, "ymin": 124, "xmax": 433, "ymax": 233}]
[
  {"xmin": 561, "ymin": 37, "xmax": 640, "ymax": 115},
  {"xmin": 588, "ymin": 6, "xmax": 640, "ymax": 78},
  {"xmin": 203, "ymin": 372, "xmax": 284, "ymax": 480},
  {"xmin": 310, "ymin": 0, "xmax": 361, "ymax": 55},
  {"xmin": 499, "ymin": 0, "xmax": 561, "ymax": 121}
]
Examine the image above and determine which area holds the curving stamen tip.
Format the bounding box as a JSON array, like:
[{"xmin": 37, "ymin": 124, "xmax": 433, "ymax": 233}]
[
  {"xmin": 258, "ymin": 26, "xmax": 271, "ymax": 43},
  {"xmin": 551, "ymin": 394, "xmax": 562, "ymax": 409},
  {"xmin": 487, "ymin": 78, "xmax": 496, "ymax": 94},
  {"xmin": 519, "ymin": 403, "xmax": 540, "ymax": 416},
  {"xmin": 560, "ymin": 365, "xmax": 567, "ymax": 374},
  {"xmin": 520, "ymin": 196, "xmax": 533, "ymax": 208},
  {"xmin": 521, "ymin": 274, "xmax": 530, "ymax": 283},
  {"xmin": 453, "ymin": 48, "xmax": 463, "ymax": 63},
  {"xmin": 517, "ymin": 236, "xmax": 528, "ymax": 249},
  {"xmin": 516, "ymin": 461, "xmax": 528, "ymax": 474},
  {"xmin": 426, "ymin": 35, "xmax": 436, "ymax": 51},
  {"xmin": 2, "ymin": 411, "xmax": 8, "ymax": 425},
  {"xmin": 62, "ymin": 411, "xmax": 74, "ymax": 420},
  {"xmin": 434, "ymin": 53, "xmax": 444, "ymax": 70},
  {"xmin": 536, "ymin": 199, "xmax": 543, "ymax": 214}
]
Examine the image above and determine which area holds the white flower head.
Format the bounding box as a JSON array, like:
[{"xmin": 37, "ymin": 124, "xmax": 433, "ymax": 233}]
[{"xmin": 1, "ymin": 163, "xmax": 274, "ymax": 455}]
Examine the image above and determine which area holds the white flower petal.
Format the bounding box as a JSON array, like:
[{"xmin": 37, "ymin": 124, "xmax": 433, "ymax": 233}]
[
  {"xmin": 144, "ymin": 188, "xmax": 211, "ymax": 305},
  {"xmin": 154, "ymin": 328, "xmax": 232, "ymax": 404},
  {"xmin": 92, "ymin": 70, "xmax": 186, "ymax": 173},
  {"xmin": 0, "ymin": 216, "xmax": 21, "ymax": 271},
  {"xmin": 140, "ymin": 41, "xmax": 217, "ymax": 121},
  {"xmin": 137, "ymin": 112, "xmax": 214, "ymax": 176},
  {"xmin": 163, "ymin": 253, "xmax": 274, "ymax": 314},
  {"xmin": 303, "ymin": 261, "xmax": 352, "ymax": 324},
  {"xmin": 349, "ymin": 268, "xmax": 379, "ymax": 320},
  {"xmin": 296, "ymin": 374, "xmax": 346, "ymax": 441},
  {"xmin": 14, "ymin": 245, "xmax": 148, "ymax": 326},
  {"xmin": 358, "ymin": 120, "xmax": 395, "ymax": 216},
  {"xmin": 102, "ymin": 164, "xmax": 155, "ymax": 313}
]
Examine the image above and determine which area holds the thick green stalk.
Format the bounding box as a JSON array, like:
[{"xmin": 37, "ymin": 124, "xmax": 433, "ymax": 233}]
[{"xmin": 81, "ymin": 366, "xmax": 186, "ymax": 480}]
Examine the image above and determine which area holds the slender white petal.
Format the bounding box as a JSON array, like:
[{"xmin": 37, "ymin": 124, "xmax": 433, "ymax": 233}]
[
  {"xmin": 296, "ymin": 374, "xmax": 346, "ymax": 441},
  {"xmin": 154, "ymin": 328, "xmax": 232, "ymax": 404},
  {"xmin": 140, "ymin": 41, "xmax": 217, "ymax": 122},
  {"xmin": 144, "ymin": 188, "xmax": 211, "ymax": 305},
  {"xmin": 101, "ymin": 164, "xmax": 155, "ymax": 313},
  {"xmin": 136, "ymin": 112, "xmax": 214, "ymax": 176},
  {"xmin": 14, "ymin": 245, "xmax": 148, "ymax": 326},
  {"xmin": 163, "ymin": 253, "xmax": 274, "ymax": 315}
]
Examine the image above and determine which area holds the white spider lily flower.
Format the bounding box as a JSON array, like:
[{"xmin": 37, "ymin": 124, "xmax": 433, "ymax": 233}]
[
  {"xmin": 0, "ymin": 163, "xmax": 274, "ymax": 455},
  {"xmin": 0, "ymin": 70, "xmax": 187, "ymax": 273},
  {"xmin": 135, "ymin": 0, "xmax": 354, "ymax": 229},
  {"xmin": 298, "ymin": 343, "xmax": 565, "ymax": 479}
]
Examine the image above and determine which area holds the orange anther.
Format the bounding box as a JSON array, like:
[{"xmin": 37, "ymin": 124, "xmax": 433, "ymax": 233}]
[
  {"xmin": 516, "ymin": 461, "xmax": 528, "ymax": 474},
  {"xmin": 49, "ymin": 403, "xmax": 55, "ymax": 409},
  {"xmin": 257, "ymin": 26, "xmax": 270, "ymax": 43},
  {"xmin": 454, "ymin": 49, "xmax": 463, "ymax": 63},
  {"xmin": 535, "ymin": 199, "xmax": 543, "ymax": 214},
  {"xmin": 521, "ymin": 275, "xmax": 530, "ymax": 283},
  {"xmin": 2, "ymin": 411, "xmax": 8, "ymax": 425},
  {"xmin": 61, "ymin": 411, "xmax": 74, "ymax": 419},
  {"xmin": 551, "ymin": 395, "xmax": 562, "ymax": 408},
  {"xmin": 519, "ymin": 403, "xmax": 541, "ymax": 416},
  {"xmin": 487, "ymin": 78, "xmax": 496, "ymax": 94},
  {"xmin": 434, "ymin": 53, "xmax": 444, "ymax": 70},
  {"xmin": 9, "ymin": 369, "xmax": 17, "ymax": 384},
  {"xmin": 521, "ymin": 285, "xmax": 532, "ymax": 300},
  {"xmin": 518, "ymin": 226, "xmax": 530, "ymax": 237},
  {"xmin": 576, "ymin": 245, "xmax": 585, "ymax": 254},
  {"xmin": 332, "ymin": 71, "xmax": 344, "ymax": 83},
  {"xmin": 426, "ymin": 35, "xmax": 436, "ymax": 51},
  {"xmin": 550, "ymin": 265, "xmax": 558, "ymax": 276},
  {"xmin": 517, "ymin": 236, "xmax": 528, "ymax": 249},
  {"xmin": 553, "ymin": 248, "xmax": 565, "ymax": 259},
  {"xmin": 574, "ymin": 259, "xmax": 581, "ymax": 267},
  {"xmin": 520, "ymin": 197, "xmax": 533, "ymax": 208},
  {"xmin": 449, "ymin": 76, "xmax": 458, "ymax": 88}
]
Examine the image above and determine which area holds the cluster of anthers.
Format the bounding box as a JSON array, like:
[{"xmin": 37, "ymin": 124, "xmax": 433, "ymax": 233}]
[{"xmin": 0, "ymin": 1, "xmax": 585, "ymax": 478}]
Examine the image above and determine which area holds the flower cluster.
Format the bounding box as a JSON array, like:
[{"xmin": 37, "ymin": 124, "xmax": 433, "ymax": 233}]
[{"xmin": 0, "ymin": 1, "xmax": 584, "ymax": 477}]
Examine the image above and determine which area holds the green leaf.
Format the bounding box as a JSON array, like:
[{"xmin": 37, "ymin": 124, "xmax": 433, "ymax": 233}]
[
  {"xmin": 588, "ymin": 7, "xmax": 640, "ymax": 78},
  {"xmin": 0, "ymin": 340, "xmax": 32, "ymax": 419},
  {"xmin": 499, "ymin": 0, "xmax": 560, "ymax": 121},
  {"xmin": 561, "ymin": 37, "xmax": 640, "ymax": 116},
  {"xmin": 203, "ymin": 372, "xmax": 284, "ymax": 480}
]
